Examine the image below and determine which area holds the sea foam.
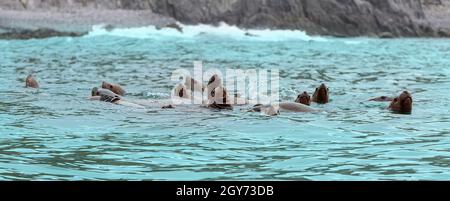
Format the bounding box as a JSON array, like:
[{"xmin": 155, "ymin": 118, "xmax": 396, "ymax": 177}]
[{"xmin": 86, "ymin": 22, "xmax": 328, "ymax": 42}]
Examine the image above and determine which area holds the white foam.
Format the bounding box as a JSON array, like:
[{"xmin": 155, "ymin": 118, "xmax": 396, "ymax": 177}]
[{"xmin": 86, "ymin": 22, "xmax": 328, "ymax": 42}]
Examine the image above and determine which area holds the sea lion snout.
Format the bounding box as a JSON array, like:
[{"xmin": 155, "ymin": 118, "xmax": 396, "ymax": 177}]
[{"xmin": 399, "ymin": 91, "xmax": 413, "ymax": 111}]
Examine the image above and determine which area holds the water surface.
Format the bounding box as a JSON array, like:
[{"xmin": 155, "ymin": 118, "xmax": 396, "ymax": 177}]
[{"xmin": 1, "ymin": 26, "xmax": 450, "ymax": 180}]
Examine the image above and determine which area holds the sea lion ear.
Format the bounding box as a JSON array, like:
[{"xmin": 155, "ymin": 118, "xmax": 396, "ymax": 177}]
[{"xmin": 315, "ymin": 88, "xmax": 318, "ymax": 92}]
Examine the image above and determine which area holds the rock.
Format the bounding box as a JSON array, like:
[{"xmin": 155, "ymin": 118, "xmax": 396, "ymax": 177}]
[
  {"xmin": 103, "ymin": 24, "xmax": 115, "ymax": 32},
  {"xmin": 156, "ymin": 22, "xmax": 183, "ymax": 32},
  {"xmin": 437, "ymin": 28, "xmax": 450, "ymax": 37},
  {"xmin": 0, "ymin": 28, "xmax": 86, "ymax": 40},
  {"xmin": 146, "ymin": 0, "xmax": 438, "ymax": 37},
  {"xmin": 245, "ymin": 32, "xmax": 258, "ymax": 37},
  {"xmin": 378, "ymin": 32, "xmax": 395, "ymax": 39},
  {"xmin": 1, "ymin": 0, "xmax": 450, "ymax": 38}
]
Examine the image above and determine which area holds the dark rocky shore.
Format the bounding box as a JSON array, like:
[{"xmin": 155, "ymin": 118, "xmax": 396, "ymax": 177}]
[{"xmin": 1, "ymin": 0, "xmax": 450, "ymax": 39}]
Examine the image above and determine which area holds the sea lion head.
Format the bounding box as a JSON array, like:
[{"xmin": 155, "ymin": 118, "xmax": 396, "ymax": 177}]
[
  {"xmin": 91, "ymin": 87, "xmax": 100, "ymax": 96},
  {"xmin": 312, "ymin": 83, "xmax": 329, "ymax": 104},
  {"xmin": 25, "ymin": 74, "xmax": 39, "ymax": 88},
  {"xmin": 210, "ymin": 86, "xmax": 229, "ymax": 104},
  {"xmin": 102, "ymin": 81, "xmax": 125, "ymax": 96},
  {"xmin": 208, "ymin": 86, "xmax": 232, "ymax": 110},
  {"xmin": 207, "ymin": 74, "xmax": 221, "ymax": 86},
  {"xmin": 173, "ymin": 84, "xmax": 191, "ymax": 99},
  {"xmin": 92, "ymin": 87, "xmax": 121, "ymax": 103},
  {"xmin": 99, "ymin": 88, "xmax": 121, "ymax": 103},
  {"xmin": 295, "ymin": 91, "xmax": 311, "ymax": 106},
  {"xmin": 389, "ymin": 91, "xmax": 413, "ymax": 114},
  {"xmin": 207, "ymin": 74, "xmax": 224, "ymax": 99}
]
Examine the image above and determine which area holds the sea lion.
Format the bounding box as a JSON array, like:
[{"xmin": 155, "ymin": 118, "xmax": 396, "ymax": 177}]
[
  {"xmin": 312, "ymin": 83, "xmax": 329, "ymax": 104},
  {"xmin": 295, "ymin": 91, "xmax": 311, "ymax": 106},
  {"xmin": 91, "ymin": 87, "xmax": 144, "ymax": 108},
  {"xmin": 206, "ymin": 74, "xmax": 223, "ymax": 100},
  {"xmin": 249, "ymin": 104, "xmax": 279, "ymax": 116},
  {"xmin": 278, "ymin": 102, "xmax": 316, "ymax": 113},
  {"xmin": 91, "ymin": 87, "xmax": 121, "ymax": 103},
  {"xmin": 206, "ymin": 74, "xmax": 247, "ymax": 105},
  {"xmin": 369, "ymin": 96, "xmax": 394, "ymax": 102},
  {"xmin": 25, "ymin": 74, "xmax": 39, "ymax": 88},
  {"xmin": 208, "ymin": 86, "xmax": 233, "ymax": 110},
  {"xmin": 388, "ymin": 91, "xmax": 413, "ymax": 114},
  {"xmin": 173, "ymin": 83, "xmax": 191, "ymax": 99},
  {"xmin": 250, "ymin": 102, "xmax": 315, "ymax": 115},
  {"xmin": 102, "ymin": 81, "xmax": 126, "ymax": 96}
]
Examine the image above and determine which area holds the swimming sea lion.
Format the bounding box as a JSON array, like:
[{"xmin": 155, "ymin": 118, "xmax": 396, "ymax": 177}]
[
  {"xmin": 102, "ymin": 81, "xmax": 126, "ymax": 96},
  {"xmin": 388, "ymin": 91, "xmax": 413, "ymax": 114},
  {"xmin": 173, "ymin": 83, "xmax": 191, "ymax": 99},
  {"xmin": 25, "ymin": 74, "xmax": 39, "ymax": 88},
  {"xmin": 250, "ymin": 102, "xmax": 315, "ymax": 115},
  {"xmin": 206, "ymin": 74, "xmax": 223, "ymax": 100},
  {"xmin": 91, "ymin": 87, "xmax": 121, "ymax": 103},
  {"xmin": 208, "ymin": 86, "xmax": 233, "ymax": 110},
  {"xmin": 91, "ymin": 87, "xmax": 144, "ymax": 108},
  {"xmin": 295, "ymin": 91, "xmax": 311, "ymax": 106},
  {"xmin": 312, "ymin": 83, "xmax": 329, "ymax": 104},
  {"xmin": 249, "ymin": 104, "xmax": 279, "ymax": 116},
  {"xmin": 278, "ymin": 102, "xmax": 316, "ymax": 113}
]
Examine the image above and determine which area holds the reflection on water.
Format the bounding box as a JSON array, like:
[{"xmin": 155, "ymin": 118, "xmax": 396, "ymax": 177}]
[{"xmin": 1, "ymin": 34, "xmax": 450, "ymax": 180}]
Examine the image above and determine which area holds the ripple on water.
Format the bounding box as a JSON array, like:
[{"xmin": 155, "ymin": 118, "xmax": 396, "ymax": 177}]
[{"xmin": 1, "ymin": 37, "xmax": 450, "ymax": 180}]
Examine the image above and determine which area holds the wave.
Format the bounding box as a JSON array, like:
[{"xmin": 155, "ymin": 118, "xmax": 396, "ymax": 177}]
[{"xmin": 86, "ymin": 22, "xmax": 328, "ymax": 42}]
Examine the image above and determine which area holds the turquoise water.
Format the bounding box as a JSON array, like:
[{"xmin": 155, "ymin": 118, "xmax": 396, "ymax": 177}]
[{"xmin": 1, "ymin": 26, "xmax": 450, "ymax": 180}]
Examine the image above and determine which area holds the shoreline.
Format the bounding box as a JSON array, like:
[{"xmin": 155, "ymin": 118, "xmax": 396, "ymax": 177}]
[
  {"xmin": 1, "ymin": 4, "xmax": 450, "ymax": 40},
  {"xmin": 0, "ymin": 9, "xmax": 176, "ymax": 39}
]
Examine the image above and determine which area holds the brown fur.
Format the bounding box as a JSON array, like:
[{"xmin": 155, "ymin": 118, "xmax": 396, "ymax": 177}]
[
  {"xmin": 295, "ymin": 91, "xmax": 311, "ymax": 106},
  {"xmin": 312, "ymin": 83, "xmax": 329, "ymax": 104},
  {"xmin": 102, "ymin": 81, "xmax": 125, "ymax": 96},
  {"xmin": 388, "ymin": 91, "xmax": 413, "ymax": 114},
  {"xmin": 25, "ymin": 74, "xmax": 39, "ymax": 88},
  {"xmin": 208, "ymin": 86, "xmax": 232, "ymax": 110}
]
